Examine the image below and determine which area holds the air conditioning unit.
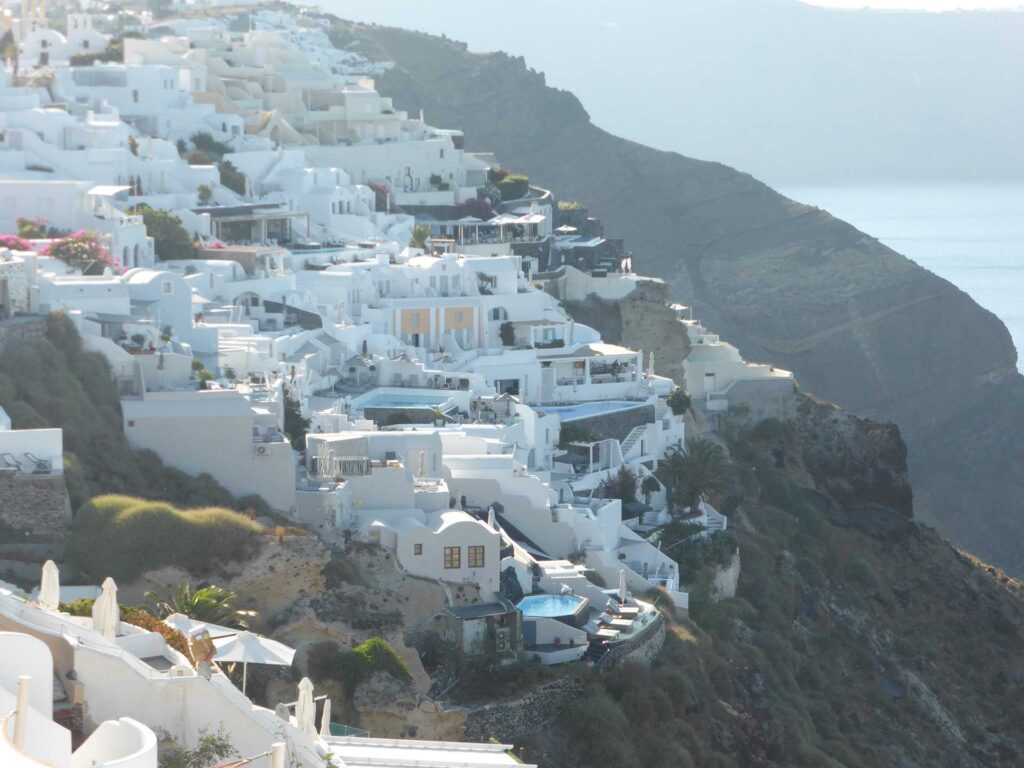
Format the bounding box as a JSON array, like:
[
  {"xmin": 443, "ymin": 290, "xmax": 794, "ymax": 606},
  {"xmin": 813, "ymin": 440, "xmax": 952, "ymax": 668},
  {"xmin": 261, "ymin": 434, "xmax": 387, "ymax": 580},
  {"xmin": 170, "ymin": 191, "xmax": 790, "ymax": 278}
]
[
  {"xmin": 256, "ymin": 445, "xmax": 268, "ymax": 456},
  {"xmin": 494, "ymin": 627, "xmax": 511, "ymax": 654}
]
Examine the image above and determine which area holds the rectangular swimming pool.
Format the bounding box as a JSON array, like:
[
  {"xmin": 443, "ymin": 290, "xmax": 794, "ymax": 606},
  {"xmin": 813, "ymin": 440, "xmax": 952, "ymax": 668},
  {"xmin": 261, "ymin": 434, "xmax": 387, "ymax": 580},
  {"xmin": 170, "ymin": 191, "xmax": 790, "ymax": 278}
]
[
  {"xmin": 517, "ymin": 594, "xmax": 589, "ymax": 623},
  {"xmin": 540, "ymin": 400, "xmax": 647, "ymax": 422},
  {"xmin": 351, "ymin": 389, "xmax": 450, "ymax": 410}
]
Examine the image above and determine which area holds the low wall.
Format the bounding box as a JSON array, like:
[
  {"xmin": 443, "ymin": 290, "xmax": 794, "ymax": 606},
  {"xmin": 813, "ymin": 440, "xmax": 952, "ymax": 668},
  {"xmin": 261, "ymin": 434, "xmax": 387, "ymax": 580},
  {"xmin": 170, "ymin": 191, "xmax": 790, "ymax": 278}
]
[
  {"xmin": 0, "ymin": 316, "xmax": 46, "ymax": 354},
  {"xmin": 597, "ymin": 612, "xmax": 665, "ymax": 670},
  {"xmin": 462, "ymin": 677, "xmax": 584, "ymax": 744},
  {"xmin": 0, "ymin": 474, "xmax": 70, "ymax": 538},
  {"xmin": 567, "ymin": 404, "xmax": 654, "ymax": 443}
]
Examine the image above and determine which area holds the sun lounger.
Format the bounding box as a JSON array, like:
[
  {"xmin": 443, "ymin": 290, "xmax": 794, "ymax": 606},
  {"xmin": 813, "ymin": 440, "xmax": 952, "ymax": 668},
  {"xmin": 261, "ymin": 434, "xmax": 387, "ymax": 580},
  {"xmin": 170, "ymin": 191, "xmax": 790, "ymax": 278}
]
[
  {"xmin": 24, "ymin": 452, "xmax": 51, "ymax": 474},
  {"xmin": 1, "ymin": 453, "xmax": 22, "ymax": 473}
]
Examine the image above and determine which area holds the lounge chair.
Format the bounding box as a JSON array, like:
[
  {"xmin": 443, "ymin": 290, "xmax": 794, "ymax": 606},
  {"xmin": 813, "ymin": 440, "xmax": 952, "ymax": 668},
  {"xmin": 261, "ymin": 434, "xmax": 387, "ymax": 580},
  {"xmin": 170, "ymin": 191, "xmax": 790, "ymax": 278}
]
[
  {"xmin": 24, "ymin": 452, "xmax": 51, "ymax": 474},
  {"xmin": 1, "ymin": 453, "xmax": 22, "ymax": 473}
]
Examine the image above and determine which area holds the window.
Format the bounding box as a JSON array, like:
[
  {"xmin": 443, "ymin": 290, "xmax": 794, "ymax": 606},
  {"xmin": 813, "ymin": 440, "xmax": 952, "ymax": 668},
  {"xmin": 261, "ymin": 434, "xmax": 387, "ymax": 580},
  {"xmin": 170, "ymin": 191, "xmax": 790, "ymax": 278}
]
[
  {"xmin": 453, "ymin": 311, "xmax": 463, "ymax": 323},
  {"xmin": 162, "ymin": 281, "xmax": 173, "ymax": 294},
  {"xmin": 132, "ymin": 90, "xmax": 139, "ymax": 103},
  {"xmin": 443, "ymin": 546, "xmax": 460, "ymax": 569},
  {"xmin": 127, "ymin": 420, "xmax": 135, "ymax": 427},
  {"xmin": 411, "ymin": 313, "xmax": 421, "ymax": 328},
  {"xmin": 468, "ymin": 545, "xmax": 485, "ymax": 568},
  {"xmin": 414, "ymin": 543, "xmax": 422, "ymax": 556},
  {"xmin": 439, "ymin": 148, "xmax": 445, "ymax": 159},
  {"xmin": 82, "ymin": 40, "xmax": 89, "ymax": 49}
]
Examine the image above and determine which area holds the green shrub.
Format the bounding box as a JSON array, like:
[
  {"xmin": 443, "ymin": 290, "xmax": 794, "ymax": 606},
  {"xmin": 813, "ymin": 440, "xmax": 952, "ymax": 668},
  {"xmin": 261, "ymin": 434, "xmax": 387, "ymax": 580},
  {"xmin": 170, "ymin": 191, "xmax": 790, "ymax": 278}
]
[
  {"xmin": 69, "ymin": 494, "xmax": 263, "ymax": 581},
  {"xmin": 217, "ymin": 160, "xmax": 247, "ymax": 196},
  {"xmin": 310, "ymin": 636, "xmax": 410, "ymax": 690},
  {"xmin": 496, "ymin": 173, "xmax": 529, "ymax": 202},
  {"xmin": 667, "ymin": 388, "xmax": 692, "ymax": 415},
  {"xmin": 129, "ymin": 205, "xmax": 194, "ymax": 260}
]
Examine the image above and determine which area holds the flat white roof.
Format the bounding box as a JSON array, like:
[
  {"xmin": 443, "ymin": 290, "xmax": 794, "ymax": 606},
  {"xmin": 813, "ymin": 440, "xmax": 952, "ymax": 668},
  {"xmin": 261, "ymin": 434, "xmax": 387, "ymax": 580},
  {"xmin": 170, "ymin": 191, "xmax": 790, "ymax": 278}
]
[{"xmin": 327, "ymin": 736, "xmax": 529, "ymax": 768}]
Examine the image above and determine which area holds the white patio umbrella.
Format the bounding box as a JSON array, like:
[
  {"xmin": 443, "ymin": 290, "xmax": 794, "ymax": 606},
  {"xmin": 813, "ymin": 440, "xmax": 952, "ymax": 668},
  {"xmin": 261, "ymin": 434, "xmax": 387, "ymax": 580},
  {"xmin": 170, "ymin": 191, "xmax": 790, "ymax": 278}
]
[
  {"xmin": 213, "ymin": 631, "xmax": 296, "ymax": 697},
  {"xmin": 319, "ymin": 696, "xmax": 332, "ymax": 738},
  {"xmin": 38, "ymin": 560, "xmax": 60, "ymax": 611},
  {"xmin": 646, "ymin": 351, "xmax": 654, "ymax": 379},
  {"xmin": 163, "ymin": 613, "xmax": 238, "ymax": 640},
  {"xmin": 487, "ymin": 506, "xmax": 496, "ymax": 531},
  {"xmin": 418, "ymin": 451, "xmax": 426, "ymax": 478},
  {"xmin": 295, "ymin": 677, "xmax": 316, "ymax": 738},
  {"xmin": 92, "ymin": 577, "xmax": 120, "ymax": 641},
  {"xmin": 618, "ymin": 569, "xmax": 627, "ymax": 603}
]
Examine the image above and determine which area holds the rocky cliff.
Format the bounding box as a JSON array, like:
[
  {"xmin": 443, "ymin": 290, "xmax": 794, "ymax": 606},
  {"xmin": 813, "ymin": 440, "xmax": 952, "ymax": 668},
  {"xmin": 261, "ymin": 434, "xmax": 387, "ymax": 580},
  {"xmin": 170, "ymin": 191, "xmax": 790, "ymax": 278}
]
[{"xmin": 326, "ymin": 19, "xmax": 1024, "ymax": 576}]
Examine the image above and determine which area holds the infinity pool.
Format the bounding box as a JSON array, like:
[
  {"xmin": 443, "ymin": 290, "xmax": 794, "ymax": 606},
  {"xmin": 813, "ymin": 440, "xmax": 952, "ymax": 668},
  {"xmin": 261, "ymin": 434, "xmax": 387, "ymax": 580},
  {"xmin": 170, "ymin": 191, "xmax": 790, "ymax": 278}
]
[
  {"xmin": 517, "ymin": 594, "xmax": 588, "ymax": 619},
  {"xmin": 352, "ymin": 390, "xmax": 449, "ymax": 409},
  {"xmin": 540, "ymin": 400, "xmax": 647, "ymax": 422}
]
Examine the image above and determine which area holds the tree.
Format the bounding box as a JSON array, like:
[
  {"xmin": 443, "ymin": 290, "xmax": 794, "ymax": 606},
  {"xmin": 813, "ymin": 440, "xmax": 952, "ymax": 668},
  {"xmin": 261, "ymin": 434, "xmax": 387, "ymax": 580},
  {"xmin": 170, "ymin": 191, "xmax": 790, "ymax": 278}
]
[
  {"xmin": 496, "ymin": 173, "xmax": 529, "ymax": 201},
  {"xmin": 599, "ymin": 465, "xmax": 639, "ymax": 505},
  {"xmin": 663, "ymin": 436, "xmax": 732, "ymax": 514},
  {"xmin": 284, "ymin": 395, "xmax": 310, "ymax": 451},
  {"xmin": 409, "ymin": 224, "xmax": 431, "ymax": 249},
  {"xmin": 667, "ymin": 388, "xmax": 692, "ymax": 416},
  {"xmin": 130, "ymin": 206, "xmax": 194, "ymax": 260},
  {"xmin": 499, "ymin": 322, "xmax": 516, "ymax": 347},
  {"xmin": 190, "ymin": 132, "xmax": 231, "ymax": 160},
  {"xmin": 145, "ymin": 582, "xmax": 254, "ymax": 629},
  {"xmin": 196, "ymin": 184, "xmax": 213, "ymax": 204},
  {"xmin": 156, "ymin": 726, "xmax": 236, "ymax": 768}
]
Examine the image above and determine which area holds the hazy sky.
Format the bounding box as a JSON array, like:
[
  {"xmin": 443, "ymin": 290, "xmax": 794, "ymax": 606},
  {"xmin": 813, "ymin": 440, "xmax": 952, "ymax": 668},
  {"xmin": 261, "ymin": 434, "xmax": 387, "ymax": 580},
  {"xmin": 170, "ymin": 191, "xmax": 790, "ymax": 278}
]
[{"xmin": 805, "ymin": 0, "xmax": 1021, "ymax": 7}]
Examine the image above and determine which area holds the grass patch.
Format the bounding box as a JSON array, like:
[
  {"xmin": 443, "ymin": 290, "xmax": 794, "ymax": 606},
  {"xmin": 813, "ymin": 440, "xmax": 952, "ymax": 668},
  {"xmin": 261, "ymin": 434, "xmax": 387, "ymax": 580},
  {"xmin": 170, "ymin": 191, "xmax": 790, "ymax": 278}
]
[{"xmin": 69, "ymin": 494, "xmax": 263, "ymax": 581}]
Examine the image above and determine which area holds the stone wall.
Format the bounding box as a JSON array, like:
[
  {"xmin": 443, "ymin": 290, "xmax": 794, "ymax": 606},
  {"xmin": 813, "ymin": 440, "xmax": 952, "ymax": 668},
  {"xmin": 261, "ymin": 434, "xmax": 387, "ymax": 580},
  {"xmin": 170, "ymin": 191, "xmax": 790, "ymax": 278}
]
[
  {"xmin": 0, "ymin": 315, "xmax": 46, "ymax": 354},
  {"xmin": 563, "ymin": 403, "xmax": 655, "ymax": 443},
  {"xmin": 598, "ymin": 612, "xmax": 665, "ymax": 669},
  {"xmin": 0, "ymin": 258, "xmax": 32, "ymax": 315},
  {"xmin": 462, "ymin": 677, "xmax": 584, "ymax": 743},
  {"xmin": 711, "ymin": 551, "xmax": 741, "ymax": 601},
  {"xmin": 0, "ymin": 474, "xmax": 71, "ymax": 538}
]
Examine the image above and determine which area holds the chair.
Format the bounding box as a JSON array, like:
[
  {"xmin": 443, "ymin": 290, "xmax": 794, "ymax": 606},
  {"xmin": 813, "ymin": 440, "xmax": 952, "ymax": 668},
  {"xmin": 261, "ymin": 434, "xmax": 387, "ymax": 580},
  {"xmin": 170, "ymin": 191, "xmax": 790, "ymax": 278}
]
[
  {"xmin": 24, "ymin": 452, "xmax": 51, "ymax": 474},
  {"xmin": 1, "ymin": 453, "xmax": 22, "ymax": 473}
]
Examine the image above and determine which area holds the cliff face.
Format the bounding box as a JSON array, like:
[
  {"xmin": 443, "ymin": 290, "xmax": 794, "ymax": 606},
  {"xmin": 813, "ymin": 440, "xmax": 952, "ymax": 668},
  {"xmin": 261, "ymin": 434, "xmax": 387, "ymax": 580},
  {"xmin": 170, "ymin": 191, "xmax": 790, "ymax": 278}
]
[
  {"xmin": 519, "ymin": 396, "xmax": 1024, "ymax": 768},
  {"xmin": 326, "ymin": 19, "xmax": 1024, "ymax": 575}
]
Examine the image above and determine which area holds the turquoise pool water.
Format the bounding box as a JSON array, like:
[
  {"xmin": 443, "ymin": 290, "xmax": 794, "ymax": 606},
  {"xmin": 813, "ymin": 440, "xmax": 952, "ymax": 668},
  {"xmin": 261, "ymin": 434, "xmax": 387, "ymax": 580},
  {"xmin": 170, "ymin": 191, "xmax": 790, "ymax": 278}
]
[
  {"xmin": 517, "ymin": 594, "xmax": 587, "ymax": 618},
  {"xmin": 541, "ymin": 400, "xmax": 646, "ymax": 422},
  {"xmin": 353, "ymin": 391, "xmax": 448, "ymax": 409}
]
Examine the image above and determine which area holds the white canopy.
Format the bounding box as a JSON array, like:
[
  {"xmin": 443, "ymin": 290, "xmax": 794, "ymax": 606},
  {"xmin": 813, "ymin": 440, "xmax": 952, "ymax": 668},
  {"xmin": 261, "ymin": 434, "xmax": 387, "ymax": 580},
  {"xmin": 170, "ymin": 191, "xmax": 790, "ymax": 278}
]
[
  {"xmin": 38, "ymin": 560, "xmax": 60, "ymax": 611},
  {"xmin": 213, "ymin": 631, "xmax": 296, "ymax": 666},
  {"xmin": 92, "ymin": 577, "xmax": 119, "ymax": 641},
  {"xmin": 164, "ymin": 613, "xmax": 239, "ymax": 640}
]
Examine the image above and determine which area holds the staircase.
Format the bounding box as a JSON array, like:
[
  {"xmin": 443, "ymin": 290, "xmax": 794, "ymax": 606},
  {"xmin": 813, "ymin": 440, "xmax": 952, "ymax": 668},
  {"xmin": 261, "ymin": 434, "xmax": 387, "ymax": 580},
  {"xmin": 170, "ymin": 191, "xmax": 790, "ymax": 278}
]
[
  {"xmin": 620, "ymin": 425, "xmax": 646, "ymax": 457},
  {"xmin": 584, "ymin": 639, "xmax": 609, "ymax": 664}
]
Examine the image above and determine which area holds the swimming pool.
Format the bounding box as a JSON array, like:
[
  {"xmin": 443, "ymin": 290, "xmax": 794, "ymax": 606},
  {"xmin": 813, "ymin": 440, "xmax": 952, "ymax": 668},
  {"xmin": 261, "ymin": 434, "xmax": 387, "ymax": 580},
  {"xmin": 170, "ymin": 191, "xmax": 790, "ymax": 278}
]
[
  {"xmin": 517, "ymin": 594, "xmax": 589, "ymax": 621},
  {"xmin": 351, "ymin": 390, "xmax": 450, "ymax": 410},
  {"xmin": 540, "ymin": 400, "xmax": 648, "ymax": 422}
]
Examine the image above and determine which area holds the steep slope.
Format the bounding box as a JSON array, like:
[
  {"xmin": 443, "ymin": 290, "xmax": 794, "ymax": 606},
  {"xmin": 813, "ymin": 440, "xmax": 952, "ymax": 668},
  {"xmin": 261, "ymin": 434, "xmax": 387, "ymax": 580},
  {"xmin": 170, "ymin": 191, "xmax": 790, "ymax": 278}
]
[{"xmin": 326, "ymin": 19, "xmax": 1024, "ymax": 575}]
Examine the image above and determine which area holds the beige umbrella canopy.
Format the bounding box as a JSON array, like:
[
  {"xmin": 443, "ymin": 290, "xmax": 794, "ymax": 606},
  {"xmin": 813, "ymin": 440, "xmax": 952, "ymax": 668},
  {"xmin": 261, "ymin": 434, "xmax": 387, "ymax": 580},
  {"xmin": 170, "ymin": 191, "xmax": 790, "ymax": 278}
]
[
  {"xmin": 295, "ymin": 677, "xmax": 317, "ymax": 738},
  {"xmin": 319, "ymin": 696, "xmax": 332, "ymax": 737},
  {"xmin": 92, "ymin": 577, "xmax": 120, "ymax": 641},
  {"xmin": 38, "ymin": 560, "xmax": 60, "ymax": 611}
]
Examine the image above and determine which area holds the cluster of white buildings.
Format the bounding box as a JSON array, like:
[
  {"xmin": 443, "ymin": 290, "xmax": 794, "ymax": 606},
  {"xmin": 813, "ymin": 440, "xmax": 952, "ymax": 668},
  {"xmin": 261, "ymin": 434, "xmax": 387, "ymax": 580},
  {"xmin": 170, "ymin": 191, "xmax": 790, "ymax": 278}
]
[{"xmin": 0, "ymin": 2, "xmax": 794, "ymax": 759}]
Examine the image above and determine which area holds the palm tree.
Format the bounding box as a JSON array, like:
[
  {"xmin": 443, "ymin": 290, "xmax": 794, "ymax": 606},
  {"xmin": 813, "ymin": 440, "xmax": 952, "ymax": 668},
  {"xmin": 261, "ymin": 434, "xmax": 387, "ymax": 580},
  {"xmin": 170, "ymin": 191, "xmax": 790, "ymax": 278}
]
[
  {"xmin": 409, "ymin": 224, "xmax": 432, "ymax": 250},
  {"xmin": 145, "ymin": 583, "xmax": 254, "ymax": 629},
  {"xmin": 664, "ymin": 436, "xmax": 732, "ymax": 514}
]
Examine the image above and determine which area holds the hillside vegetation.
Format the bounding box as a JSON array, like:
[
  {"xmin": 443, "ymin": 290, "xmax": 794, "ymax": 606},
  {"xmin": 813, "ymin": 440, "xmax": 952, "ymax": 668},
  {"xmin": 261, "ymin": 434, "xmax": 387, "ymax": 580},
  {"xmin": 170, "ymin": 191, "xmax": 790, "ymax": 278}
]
[
  {"xmin": 514, "ymin": 400, "xmax": 1024, "ymax": 768},
  {"xmin": 326, "ymin": 16, "xmax": 1024, "ymax": 578},
  {"xmin": 0, "ymin": 313, "xmax": 271, "ymax": 514},
  {"xmin": 70, "ymin": 494, "xmax": 263, "ymax": 581}
]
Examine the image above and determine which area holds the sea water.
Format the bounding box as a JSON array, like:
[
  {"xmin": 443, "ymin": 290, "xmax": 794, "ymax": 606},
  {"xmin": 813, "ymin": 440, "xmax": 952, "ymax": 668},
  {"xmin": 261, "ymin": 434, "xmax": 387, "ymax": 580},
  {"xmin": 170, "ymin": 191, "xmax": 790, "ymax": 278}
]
[{"xmin": 782, "ymin": 183, "xmax": 1024, "ymax": 372}]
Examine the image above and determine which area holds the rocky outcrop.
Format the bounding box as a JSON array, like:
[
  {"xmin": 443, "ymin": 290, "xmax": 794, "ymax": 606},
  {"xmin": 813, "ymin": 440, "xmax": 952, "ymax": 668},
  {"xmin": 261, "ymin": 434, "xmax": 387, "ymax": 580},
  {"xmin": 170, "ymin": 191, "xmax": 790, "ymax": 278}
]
[
  {"xmin": 563, "ymin": 279, "xmax": 690, "ymax": 384},
  {"xmin": 329, "ymin": 19, "xmax": 1024, "ymax": 575}
]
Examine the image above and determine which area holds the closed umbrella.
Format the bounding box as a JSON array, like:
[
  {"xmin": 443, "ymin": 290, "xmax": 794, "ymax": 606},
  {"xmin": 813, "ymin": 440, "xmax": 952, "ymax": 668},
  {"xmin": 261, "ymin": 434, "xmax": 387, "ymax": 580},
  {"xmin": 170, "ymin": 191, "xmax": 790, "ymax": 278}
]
[
  {"xmin": 618, "ymin": 569, "xmax": 627, "ymax": 603},
  {"xmin": 213, "ymin": 631, "xmax": 296, "ymax": 697},
  {"xmin": 92, "ymin": 577, "xmax": 120, "ymax": 641},
  {"xmin": 38, "ymin": 560, "xmax": 60, "ymax": 611},
  {"xmin": 319, "ymin": 696, "xmax": 332, "ymax": 738},
  {"xmin": 295, "ymin": 677, "xmax": 316, "ymax": 738}
]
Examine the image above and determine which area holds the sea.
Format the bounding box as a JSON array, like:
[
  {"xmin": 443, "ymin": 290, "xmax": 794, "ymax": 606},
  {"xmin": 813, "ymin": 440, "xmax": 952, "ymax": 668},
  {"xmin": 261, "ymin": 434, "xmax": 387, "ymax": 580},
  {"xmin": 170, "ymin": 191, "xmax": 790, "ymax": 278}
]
[{"xmin": 782, "ymin": 183, "xmax": 1024, "ymax": 373}]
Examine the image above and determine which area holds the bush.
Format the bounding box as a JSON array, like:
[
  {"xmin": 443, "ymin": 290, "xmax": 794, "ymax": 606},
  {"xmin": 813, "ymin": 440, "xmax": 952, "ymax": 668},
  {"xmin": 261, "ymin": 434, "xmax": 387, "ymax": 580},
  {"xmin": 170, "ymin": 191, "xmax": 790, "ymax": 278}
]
[
  {"xmin": 310, "ymin": 637, "xmax": 411, "ymax": 691},
  {"xmin": 62, "ymin": 599, "xmax": 194, "ymax": 662},
  {"xmin": 0, "ymin": 233, "xmax": 32, "ymax": 251},
  {"xmin": 16, "ymin": 216, "xmax": 47, "ymax": 238},
  {"xmin": 496, "ymin": 173, "xmax": 529, "ymax": 202},
  {"xmin": 69, "ymin": 494, "xmax": 264, "ymax": 581},
  {"xmin": 217, "ymin": 161, "xmax": 246, "ymax": 196},
  {"xmin": 130, "ymin": 205, "xmax": 194, "ymax": 260},
  {"xmin": 499, "ymin": 322, "xmax": 516, "ymax": 347},
  {"xmin": 42, "ymin": 231, "xmax": 120, "ymax": 273},
  {"xmin": 667, "ymin": 388, "xmax": 692, "ymax": 416},
  {"xmin": 190, "ymin": 132, "xmax": 232, "ymax": 160}
]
